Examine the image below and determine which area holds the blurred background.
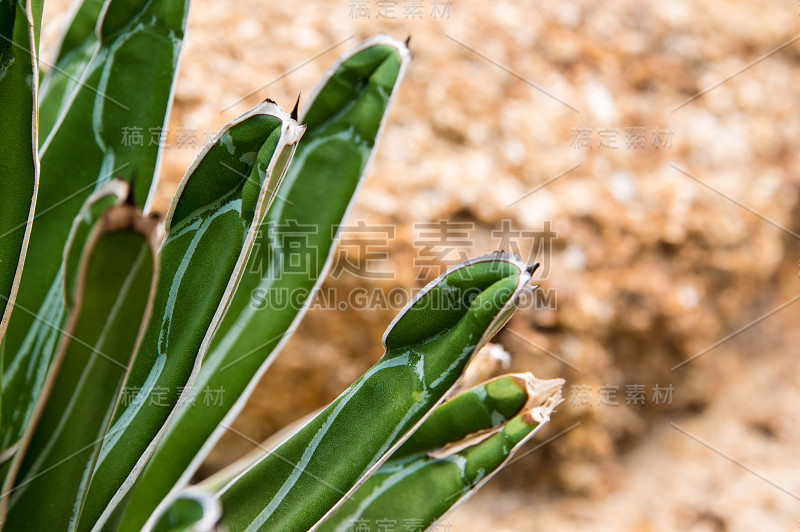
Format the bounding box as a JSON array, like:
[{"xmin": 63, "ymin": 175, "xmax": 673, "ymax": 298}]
[{"xmin": 43, "ymin": 1, "xmax": 800, "ymax": 530}]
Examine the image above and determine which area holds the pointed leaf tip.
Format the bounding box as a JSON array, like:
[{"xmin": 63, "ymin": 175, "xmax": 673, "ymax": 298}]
[{"xmin": 291, "ymin": 94, "xmax": 300, "ymax": 121}]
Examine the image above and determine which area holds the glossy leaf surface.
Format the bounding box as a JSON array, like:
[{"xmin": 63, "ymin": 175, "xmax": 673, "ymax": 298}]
[
  {"xmin": 82, "ymin": 103, "xmax": 303, "ymax": 530},
  {"xmin": 318, "ymin": 374, "xmax": 564, "ymax": 531},
  {"xmin": 218, "ymin": 252, "xmax": 535, "ymax": 532},
  {"xmin": 1, "ymin": 0, "xmax": 190, "ymax": 460},
  {"xmin": 151, "ymin": 491, "xmax": 221, "ymax": 532},
  {"xmin": 0, "ymin": 0, "xmax": 42, "ymax": 342},
  {"xmin": 1, "ymin": 191, "xmax": 159, "ymax": 530},
  {"xmin": 118, "ymin": 34, "xmax": 410, "ymax": 532}
]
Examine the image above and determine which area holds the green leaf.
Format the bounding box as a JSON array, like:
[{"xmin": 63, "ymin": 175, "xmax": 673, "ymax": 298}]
[
  {"xmin": 62, "ymin": 181, "xmax": 130, "ymax": 311},
  {"xmin": 200, "ymin": 416, "xmax": 317, "ymax": 495},
  {"xmin": 37, "ymin": 32, "xmax": 94, "ymax": 140},
  {"xmin": 52, "ymin": 0, "xmax": 105, "ymax": 64},
  {"xmin": 37, "ymin": 0, "xmax": 106, "ymax": 139},
  {"xmin": 318, "ymin": 374, "xmax": 564, "ymax": 531},
  {"xmin": 151, "ymin": 490, "xmax": 221, "ymax": 532},
  {"xmin": 197, "ymin": 374, "xmax": 552, "ymax": 499},
  {"xmin": 80, "ymin": 102, "xmax": 303, "ymax": 530},
  {"xmin": 0, "ymin": 186, "xmax": 160, "ymax": 531},
  {"xmin": 386, "ymin": 374, "xmax": 537, "ymax": 459},
  {"xmin": 0, "ymin": 0, "xmax": 42, "ymax": 342},
  {"xmin": 0, "ymin": 0, "xmax": 190, "ymax": 462},
  {"xmin": 217, "ymin": 252, "xmax": 536, "ymax": 532},
  {"xmin": 115, "ymin": 34, "xmax": 410, "ymax": 531}
]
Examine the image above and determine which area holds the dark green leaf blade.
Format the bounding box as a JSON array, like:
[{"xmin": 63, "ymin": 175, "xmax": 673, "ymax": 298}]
[
  {"xmin": 151, "ymin": 490, "xmax": 221, "ymax": 532},
  {"xmin": 52, "ymin": 0, "xmax": 105, "ymax": 64},
  {"xmin": 218, "ymin": 252, "xmax": 535, "ymax": 532},
  {"xmin": 0, "ymin": 190, "xmax": 160, "ymax": 531},
  {"xmin": 116, "ymin": 34, "xmax": 410, "ymax": 532},
  {"xmin": 318, "ymin": 374, "xmax": 564, "ymax": 531},
  {"xmin": 0, "ymin": 0, "xmax": 42, "ymax": 342},
  {"xmin": 81, "ymin": 103, "xmax": 303, "ymax": 530},
  {"xmin": 1, "ymin": 0, "xmax": 190, "ymax": 463}
]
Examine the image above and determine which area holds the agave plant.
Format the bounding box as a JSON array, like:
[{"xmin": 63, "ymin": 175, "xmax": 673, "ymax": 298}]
[{"xmin": 0, "ymin": 1, "xmax": 564, "ymax": 530}]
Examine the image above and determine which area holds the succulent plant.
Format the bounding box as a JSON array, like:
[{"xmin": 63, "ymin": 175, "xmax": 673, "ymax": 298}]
[{"xmin": 0, "ymin": 1, "xmax": 563, "ymax": 530}]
